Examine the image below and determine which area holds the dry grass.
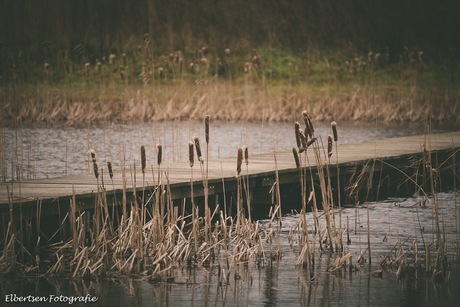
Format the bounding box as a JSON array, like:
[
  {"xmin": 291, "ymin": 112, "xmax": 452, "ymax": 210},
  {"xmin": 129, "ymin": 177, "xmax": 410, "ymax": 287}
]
[{"xmin": 0, "ymin": 111, "xmax": 458, "ymax": 287}]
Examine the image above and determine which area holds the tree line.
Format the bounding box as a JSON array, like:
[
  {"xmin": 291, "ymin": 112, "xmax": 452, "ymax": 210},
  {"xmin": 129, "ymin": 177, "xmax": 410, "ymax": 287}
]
[{"xmin": 1, "ymin": 0, "xmax": 459, "ymax": 62}]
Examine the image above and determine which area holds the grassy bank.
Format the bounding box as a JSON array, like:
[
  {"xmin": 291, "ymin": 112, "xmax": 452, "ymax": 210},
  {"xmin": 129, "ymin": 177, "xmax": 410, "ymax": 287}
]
[{"xmin": 1, "ymin": 47, "xmax": 459, "ymax": 127}]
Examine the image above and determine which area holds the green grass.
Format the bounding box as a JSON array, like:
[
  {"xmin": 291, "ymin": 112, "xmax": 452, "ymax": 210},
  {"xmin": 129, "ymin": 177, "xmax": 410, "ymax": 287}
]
[{"xmin": 1, "ymin": 47, "xmax": 459, "ymax": 126}]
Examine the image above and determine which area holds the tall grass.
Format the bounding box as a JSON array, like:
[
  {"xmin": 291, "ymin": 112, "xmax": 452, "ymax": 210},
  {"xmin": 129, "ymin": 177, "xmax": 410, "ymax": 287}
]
[{"xmin": 1, "ymin": 46, "xmax": 459, "ymax": 127}]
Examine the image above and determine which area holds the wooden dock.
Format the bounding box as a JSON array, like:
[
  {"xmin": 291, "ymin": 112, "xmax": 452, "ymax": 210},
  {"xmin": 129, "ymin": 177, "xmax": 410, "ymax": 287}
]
[{"xmin": 1, "ymin": 131, "xmax": 460, "ymax": 224}]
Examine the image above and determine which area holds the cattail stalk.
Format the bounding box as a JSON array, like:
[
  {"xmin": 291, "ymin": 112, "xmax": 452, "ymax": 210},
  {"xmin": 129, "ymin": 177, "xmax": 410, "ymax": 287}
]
[{"xmin": 332, "ymin": 120, "xmax": 343, "ymax": 252}]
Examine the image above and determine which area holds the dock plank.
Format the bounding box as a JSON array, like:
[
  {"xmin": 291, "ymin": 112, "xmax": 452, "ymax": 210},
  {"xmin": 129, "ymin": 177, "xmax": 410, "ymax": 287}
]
[{"xmin": 1, "ymin": 131, "xmax": 460, "ymax": 206}]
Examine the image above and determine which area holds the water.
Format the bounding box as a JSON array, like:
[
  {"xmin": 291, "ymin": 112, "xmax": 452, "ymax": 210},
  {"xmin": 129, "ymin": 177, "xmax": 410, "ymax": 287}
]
[
  {"xmin": 1, "ymin": 193, "xmax": 459, "ymax": 306},
  {"xmin": 1, "ymin": 120, "xmax": 458, "ymax": 305},
  {"xmin": 1, "ymin": 120, "xmax": 429, "ymax": 181}
]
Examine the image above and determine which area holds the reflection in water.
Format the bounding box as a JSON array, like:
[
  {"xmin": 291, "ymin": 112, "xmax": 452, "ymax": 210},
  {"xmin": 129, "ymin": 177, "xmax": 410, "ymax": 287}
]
[
  {"xmin": 0, "ymin": 191, "xmax": 459, "ymax": 306},
  {"xmin": 2, "ymin": 265, "xmax": 459, "ymax": 306},
  {"xmin": 1, "ymin": 120, "xmax": 428, "ymax": 181}
]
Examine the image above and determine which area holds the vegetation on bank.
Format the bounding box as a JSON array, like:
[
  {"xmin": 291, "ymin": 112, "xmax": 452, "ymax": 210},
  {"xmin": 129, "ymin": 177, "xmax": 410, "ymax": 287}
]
[{"xmin": 1, "ymin": 45, "xmax": 459, "ymax": 127}]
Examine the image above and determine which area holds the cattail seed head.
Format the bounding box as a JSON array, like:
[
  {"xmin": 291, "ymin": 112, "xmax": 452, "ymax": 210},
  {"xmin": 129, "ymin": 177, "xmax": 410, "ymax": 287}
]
[
  {"xmin": 307, "ymin": 137, "xmax": 317, "ymax": 148},
  {"xmin": 194, "ymin": 136, "xmax": 203, "ymax": 163},
  {"xmin": 188, "ymin": 141, "xmax": 194, "ymax": 167},
  {"xmin": 302, "ymin": 111, "xmax": 314, "ymax": 138},
  {"xmin": 156, "ymin": 144, "xmax": 162, "ymax": 165},
  {"xmin": 327, "ymin": 135, "xmax": 333, "ymax": 158},
  {"xmin": 244, "ymin": 146, "xmax": 249, "ymax": 165},
  {"xmin": 331, "ymin": 121, "xmax": 338, "ymax": 142},
  {"xmin": 93, "ymin": 162, "xmax": 99, "ymax": 179},
  {"xmin": 141, "ymin": 145, "xmax": 146, "ymax": 173},
  {"xmin": 237, "ymin": 147, "xmax": 243, "ymax": 176},
  {"xmin": 107, "ymin": 160, "xmax": 113, "ymax": 179},
  {"xmin": 205, "ymin": 115, "xmax": 210, "ymax": 144},
  {"xmin": 294, "ymin": 121, "xmax": 301, "ymax": 149},
  {"xmin": 299, "ymin": 129, "xmax": 308, "ymax": 150},
  {"xmin": 89, "ymin": 149, "xmax": 96, "ymax": 163},
  {"xmin": 292, "ymin": 148, "xmax": 301, "ymax": 169}
]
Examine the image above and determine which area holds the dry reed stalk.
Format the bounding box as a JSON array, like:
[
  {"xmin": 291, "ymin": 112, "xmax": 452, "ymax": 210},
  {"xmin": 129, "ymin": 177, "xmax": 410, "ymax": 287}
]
[
  {"xmin": 236, "ymin": 148, "xmax": 244, "ymax": 233},
  {"xmin": 243, "ymin": 146, "xmax": 251, "ymax": 222},
  {"xmin": 367, "ymin": 205, "xmax": 371, "ymax": 264},
  {"xmin": 331, "ymin": 121, "xmax": 343, "ymax": 252},
  {"xmin": 274, "ymin": 154, "xmax": 282, "ymax": 226}
]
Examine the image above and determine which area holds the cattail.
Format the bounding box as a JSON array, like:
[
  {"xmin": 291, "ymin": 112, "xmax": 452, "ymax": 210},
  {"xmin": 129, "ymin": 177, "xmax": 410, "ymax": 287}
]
[
  {"xmin": 302, "ymin": 111, "xmax": 314, "ymax": 138},
  {"xmin": 89, "ymin": 149, "xmax": 98, "ymax": 179},
  {"xmin": 237, "ymin": 147, "xmax": 243, "ymax": 176},
  {"xmin": 299, "ymin": 129, "xmax": 308, "ymax": 150},
  {"xmin": 194, "ymin": 137, "xmax": 203, "ymax": 163},
  {"xmin": 331, "ymin": 121, "xmax": 338, "ymax": 142},
  {"xmin": 307, "ymin": 137, "xmax": 317, "ymax": 148},
  {"xmin": 188, "ymin": 141, "xmax": 194, "ymax": 167},
  {"xmin": 107, "ymin": 160, "xmax": 113, "ymax": 179},
  {"xmin": 157, "ymin": 144, "xmax": 162, "ymax": 165},
  {"xmin": 327, "ymin": 135, "xmax": 333, "ymax": 158},
  {"xmin": 292, "ymin": 148, "xmax": 301, "ymax": 169},
  {"xmin": 89, "ymin": 149, "xmax": 96, "ymax": 163},
  {"xmin": 244, "ymin": 146, "xmax": 249, "ymax": 165},
  {"xmin": 205, "ymin": 115, "xmax": 210, "ymax": 144},
  {"xmin": 294, "ymin": 122, "xmax": 301, "ymax": 149},
  {"xmin": 93, "ymin": 161, "xmax": 99, "ymax": 179},
  {"xmin": 141, "ymin": 145, "xmax": 146, "ymax": 173}
]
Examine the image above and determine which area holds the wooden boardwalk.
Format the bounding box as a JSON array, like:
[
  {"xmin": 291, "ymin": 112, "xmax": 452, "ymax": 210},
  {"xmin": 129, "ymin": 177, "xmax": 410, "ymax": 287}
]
[{"xmin": 1, "ymin": 131, "xmax": 460, "ymax": 218}]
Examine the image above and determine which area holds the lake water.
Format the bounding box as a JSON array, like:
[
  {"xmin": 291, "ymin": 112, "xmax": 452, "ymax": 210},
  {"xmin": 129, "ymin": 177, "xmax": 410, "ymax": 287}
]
[
  {"xmin": 1, "ymin": 120, "xmax": 459, "ymax": 306},
  {"xmin": 1, "ymin": 120, "xmax": 430, "ymax": 182},
  {"xmin": 1, "ymin": 193, "xmax": 459, "ymax": 306}
]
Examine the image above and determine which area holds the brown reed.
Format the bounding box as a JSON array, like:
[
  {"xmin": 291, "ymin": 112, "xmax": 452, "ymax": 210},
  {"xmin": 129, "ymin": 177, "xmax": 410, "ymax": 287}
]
[
  {"xmin": 327, "ymin": 135, "xmax": 333, "ymax": 158},
  {"xmin": 194, "ymin": 137, "xmax": 203, "ymax": 163},
  {"xmin": 205, "ymin": 115, "xmax": 210, "ymax": 144},
  {"xmin": 157, "ymin": 144, "xmax": 162, "ymax": 165},
  {"xmin": 295, "ymin": 121, "xmax": 302, "ymax": 149},
  {"xmin": 89, "ymin": 149, "xmax": 99, "ymax": 179},
  {"xmin": 107, "ymin": 160, "xmax": 113, "ymax": 179},
  {"xmin": 331, "ymin": 121, "xmax": 338, "ymax": 142},
  {"xmin": 188, "ymin": 141, "xmax": 194, "ymax": 167},
  {"xmin": 237, "ymin": 147, "xmax": 243, "ymax": 176},
  {"xmin": 141, "ymin": 145, "xmax": 146, "ymax": 173},
  {"xmin": 292, "ymin": 147, "xmax": 301, "ymax": 169},
  {"xmin": 302, "ymin": 111, "xmax": 314, "ymax": 138}
]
